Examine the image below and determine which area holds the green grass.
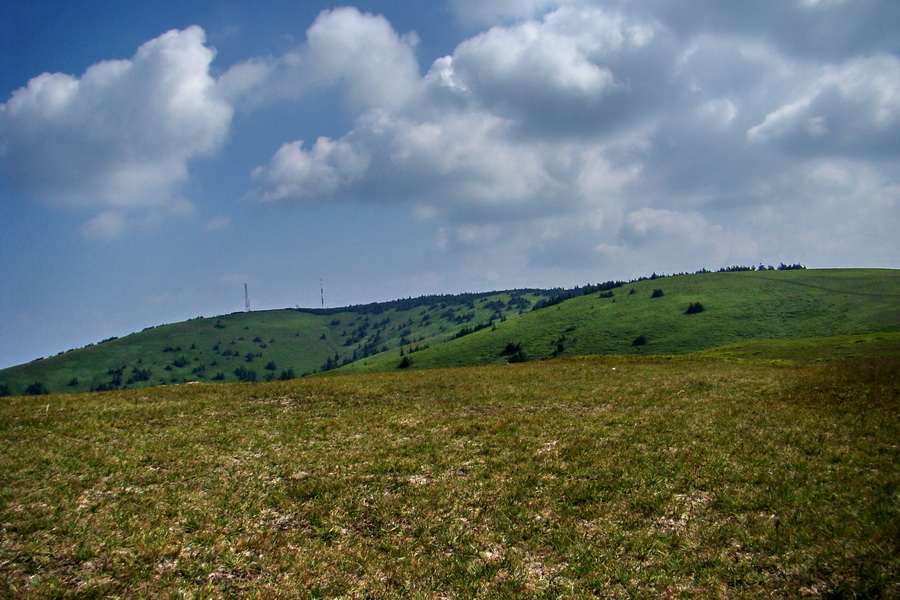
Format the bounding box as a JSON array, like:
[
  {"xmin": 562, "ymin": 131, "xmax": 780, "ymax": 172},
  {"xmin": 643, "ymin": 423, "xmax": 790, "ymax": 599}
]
[
  {"xmin": 0, "ymin": 290, "xmax": 548, "ymax": 395},
  {"xmin": 1, "ymin": 355, "xmax": 897, "ymax": 598},
  {"xmin": 3, "ymin": 268, "xmax": 898, "ymax": 394},
  {"xmin": 695, "ymin": 331, "xmax": 900, "ymax": 363},
  {"xmin": 343, "ymin": 268, "xmax": 900, "ymax": 374}
]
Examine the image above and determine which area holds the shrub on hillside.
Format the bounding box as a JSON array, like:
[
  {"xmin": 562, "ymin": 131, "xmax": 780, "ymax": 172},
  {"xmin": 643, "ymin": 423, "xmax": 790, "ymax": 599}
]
[
  {"xmin": 234, "ymin": 366, "xmax": 257, "ymax": 382},
  {"xmin": 651, "ymin": 289, "xmax": 664, "ymax": 298},
  {"xmin": 685, "ymin": 302, "xmax": 705, "ymax": 314},
  {"xmin": 632, "ymin": 335, "xmax": 648, "ymax": 346},
  {"xmin": 25, "ymin": 382, "xmax": 49, "ymax": 395}
]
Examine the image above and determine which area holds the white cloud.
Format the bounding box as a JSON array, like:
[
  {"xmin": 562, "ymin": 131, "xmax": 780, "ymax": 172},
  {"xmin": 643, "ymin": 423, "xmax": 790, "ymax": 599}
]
[
  {"xmin": 430, "ymin": 5, "xmax": 659, "ymax": 136},
  {"xmin": 0, "ymin": 26, "xmax": 232, "ymax": 236},
  {"xmin": 252, "ymin": 136, "xmax": 371, "ymax": 202},
  {"xmin": 303, "ymin": 7, "xmax": 422, "ymax": 112},
  {"xmin": 239, "ymin": 2, "xmax": 900, "ymax": 274},
  {"xmin": 748, "ymin": 54, "xmax": 900, "ymax": 155},
  {"xmin": 17, "ymin": 1, "xmax": 886, "ymax": 270},
  {"xmin": 220, "ymin": 8, "xmax": 422, "ymax": 112}
]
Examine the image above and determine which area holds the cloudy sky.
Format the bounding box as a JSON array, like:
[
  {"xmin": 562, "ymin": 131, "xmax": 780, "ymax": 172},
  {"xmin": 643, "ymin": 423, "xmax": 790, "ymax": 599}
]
[{"xmin": 2, "ymin": 0, "xmax": 899, "ymax": 368}]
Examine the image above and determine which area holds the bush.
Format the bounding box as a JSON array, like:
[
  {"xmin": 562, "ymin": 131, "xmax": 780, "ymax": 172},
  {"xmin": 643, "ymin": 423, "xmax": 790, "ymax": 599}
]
[
  {"xmin": 651, "ymin": 289, "xmax": 664, "ymax": 298},
  {"xmin": 500, "ymin": 342, "xmax": 522, "ymax": 356},
  {"xmin": 398, "ymin": 356, "xmax": 413, "ymax": 369},
  {"xmin": 234, "ymin": 366, "xmax": 257, "ymax": 382},
  {"xmin": 685, "ymin": 302, "xmax": 704, "ymax": 314},
  {"xmin": 632, "ymin": 335, "xmax": 648, "ymax": 346},
  {"xmin": 24, "ymin": 382, "xmax": 49, "ymax": 395}
]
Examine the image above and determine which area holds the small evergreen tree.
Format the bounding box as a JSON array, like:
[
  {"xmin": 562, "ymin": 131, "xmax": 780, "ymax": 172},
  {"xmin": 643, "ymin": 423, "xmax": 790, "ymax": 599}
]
[
  {"xmin": 632, "ymin": 335, "xmax": 648, "ymax": 346},
  {"xmin": 234, "ymin": 366, "xmax": 257, "ymax": 382},
  {"xmin": 25, "ymin": 381, "xmax": 49, "ymax": 395},
  {"xmin": 651, "ymin": 289, "xmax": 664, "ymax": 298},
  {"xmin": 685, "ymin": 302, "xmax": 704, "ymax": 314}
]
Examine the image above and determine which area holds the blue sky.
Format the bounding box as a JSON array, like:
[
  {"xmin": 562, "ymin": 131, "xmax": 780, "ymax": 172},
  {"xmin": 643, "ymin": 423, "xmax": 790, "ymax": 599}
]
[{"xmin": 2, "ymin": 0, "xmax": 899, "ymax": 368}]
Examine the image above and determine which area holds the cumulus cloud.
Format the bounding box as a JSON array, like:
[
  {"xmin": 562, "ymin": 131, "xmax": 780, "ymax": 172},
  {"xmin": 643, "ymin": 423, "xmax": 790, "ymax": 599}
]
[
  {"xmin": 240, "ymin": 2, "xmax": 899, "ymax": 273},
  {"xmin": 0, "ymin": 26, "xmax": 232, "ymax": 236},
  {"xmin": 747, "ymin": 54, "xmax": 900, "ymax": 156},
  {"xmin": 249, "ymin": 5, "xmax": 646, "ymax": 218},
  {"xmin": 220, "ymin": 7, "xmax": 422, "ymax": 111},
  {"xmin": 252, "ymin": 137, "xmax": 371, "ymax": 202},
  {"xmin": 8, "ymin": 1, "xmax": 895, "ymax": 272}
]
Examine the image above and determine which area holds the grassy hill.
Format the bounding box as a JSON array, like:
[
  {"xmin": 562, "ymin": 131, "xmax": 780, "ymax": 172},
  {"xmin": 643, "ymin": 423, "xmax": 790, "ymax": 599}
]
[
  {"xmin": 341, "ymin": 268, "xmax": 900, "ymax": 373},
  {"xmin": 1, "ymin": 354, "xmax": 896, "ymax": 597},
  {"xmin": 2, "ymin": 268, "xmax": 898, "ymax": 395},
  {"xmin": 0, "ymin": 290, "xmax": 550, "ymax": 396}
]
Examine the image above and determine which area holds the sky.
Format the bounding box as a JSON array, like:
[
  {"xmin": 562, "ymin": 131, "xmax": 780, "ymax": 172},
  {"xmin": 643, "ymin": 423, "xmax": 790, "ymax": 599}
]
[{"xmin": 1, "ymin": 0, "xmax": 899, "ymax": 369}]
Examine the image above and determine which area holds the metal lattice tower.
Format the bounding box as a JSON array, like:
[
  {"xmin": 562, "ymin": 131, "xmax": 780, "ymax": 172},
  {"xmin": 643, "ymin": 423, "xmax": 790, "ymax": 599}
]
[
  {"xmin": 245, "ymin": 283, "xmax": 250, "ymax": 312},
  {"xmin": 320, "ymin": 279, "xmax": 325, "ymax": 309}
]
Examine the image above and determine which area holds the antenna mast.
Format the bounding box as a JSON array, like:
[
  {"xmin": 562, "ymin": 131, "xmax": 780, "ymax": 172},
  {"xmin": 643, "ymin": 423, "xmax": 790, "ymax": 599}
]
[
  {"xmin": 320, "ymin": 279, "xmax": 325, "ymax": 309},
  {"xmin": 245, "ymin": 283, "xmax": 250, "ymax": 312}
]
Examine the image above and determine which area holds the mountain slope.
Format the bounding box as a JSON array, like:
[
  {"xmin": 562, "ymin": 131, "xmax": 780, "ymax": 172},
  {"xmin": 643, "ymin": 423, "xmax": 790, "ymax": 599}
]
[
  {"xmin": 0, "ymin": 290, "xmax": 549, "ymax": 395},
  {"xmin": 340, "ymin": 268, "xmax": 900, "ymax": 373},
  {"xmin": 3, "ymin": 268, "xmax": 898, "ymax": 395}
]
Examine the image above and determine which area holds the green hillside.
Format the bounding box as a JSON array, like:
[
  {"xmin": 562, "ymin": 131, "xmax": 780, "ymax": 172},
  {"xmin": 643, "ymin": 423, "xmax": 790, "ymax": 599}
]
[
  {"xmin": 2, "ymin": 268, "xmax": 898, "ymax": 395},
  {"xmin": 341, "ymin": 268, "xmax": 900, "ymax": 373},
  {"xmin": 0, "ymin": 290, "xmax": 549, "ymax": 395}
]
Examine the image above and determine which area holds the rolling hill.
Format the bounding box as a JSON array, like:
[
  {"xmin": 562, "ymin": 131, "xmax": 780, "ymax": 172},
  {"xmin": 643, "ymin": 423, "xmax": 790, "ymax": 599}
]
[
  {"xmin": 2, "ymin": 268, "xmax": 898, "ymax": 395},
  {"xmin": 0, "ymin": 289, "xmax": 551, "ymax": 395},
  {"xmin": 340, "ymin": 268, "xmax": 900, "ymax": 373}
]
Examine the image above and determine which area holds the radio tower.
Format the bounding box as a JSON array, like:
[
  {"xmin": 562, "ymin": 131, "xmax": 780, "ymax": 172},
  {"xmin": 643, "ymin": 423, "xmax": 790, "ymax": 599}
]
[
  {"xmin": 245, "ymin": 283, "xmax": 250, "ymax": 312},
  {"xmin": 320, "ymin": 279, "xmax": 325, "ymax": 309}
]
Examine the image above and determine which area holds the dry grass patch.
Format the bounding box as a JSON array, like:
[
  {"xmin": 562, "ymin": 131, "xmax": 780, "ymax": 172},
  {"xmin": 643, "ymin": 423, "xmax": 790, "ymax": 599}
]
[{"xmin": 1, "ymin": 356, "xmax": 897, "ymax": 598}]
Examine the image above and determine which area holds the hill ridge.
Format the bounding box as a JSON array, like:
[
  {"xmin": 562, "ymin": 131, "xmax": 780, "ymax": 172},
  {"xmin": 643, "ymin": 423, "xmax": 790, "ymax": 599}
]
[{"xmin": 2, "ymin": 267, "xmax": 898, "ymax": 396}]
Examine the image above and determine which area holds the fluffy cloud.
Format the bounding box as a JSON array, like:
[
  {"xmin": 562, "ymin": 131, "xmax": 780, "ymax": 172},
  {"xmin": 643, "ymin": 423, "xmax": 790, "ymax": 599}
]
[
  {"xmin": 747, "ymin": 54, "xmax": 900, "ymax": 156},
  {"xmin": 220, "ymin": 8, "xmax": 422, "ymax": 111},
  {"xmin": 243, "ymin": 3, "xmax": 899, "ymax": 273},
  {"xmin": 9, "ymin": 1, "xmax": 894, "ymax": 270},
  {"xmin": 252, "ymin": 137, "xmax": 371, "ymax": 202},
  {"xmin": 249, "ymin": 6, "xmax": 646, "ymax": 217},
  {"xmin": 0, "ymin": 26, "xmax": 231, "ymax": 237}
]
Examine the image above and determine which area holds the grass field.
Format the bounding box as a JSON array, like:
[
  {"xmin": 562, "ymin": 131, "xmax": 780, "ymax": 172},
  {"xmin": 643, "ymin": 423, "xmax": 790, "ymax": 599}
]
[
  {"xmin": 342, "ymin": 269, "xmax": 900, "ymax": 374},
  {"xmin": 1, "ymin": 354, "xmax": 897, "ymax": 598}
]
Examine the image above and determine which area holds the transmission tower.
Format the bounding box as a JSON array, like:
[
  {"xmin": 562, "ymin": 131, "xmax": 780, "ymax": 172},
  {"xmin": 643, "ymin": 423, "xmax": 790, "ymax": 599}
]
[
  {"xmin": 245, "ymin": 283, "xmax": 250, "ymax": 312},
  {"xmin": 320, "ymin": 279, "xmax": 325, "ymax": 309}
]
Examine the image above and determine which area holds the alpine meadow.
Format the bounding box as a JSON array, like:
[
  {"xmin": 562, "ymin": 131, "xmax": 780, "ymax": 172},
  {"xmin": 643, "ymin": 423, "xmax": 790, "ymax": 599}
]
[
  {"xmin": 1, "ymin": 267, "xmax": 898, "ymax": 598},
  {"xmin": 3, "ymin": 0, "xmax": 900, "ymax": 597}
]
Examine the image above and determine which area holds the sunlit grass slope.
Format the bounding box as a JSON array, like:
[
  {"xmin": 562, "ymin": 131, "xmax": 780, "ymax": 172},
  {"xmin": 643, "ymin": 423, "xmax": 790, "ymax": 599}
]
[
  {"xmin": 0, "ymin": 290, "xmax": 547, "ymax": 395},
  {"xmin": 1, "ymin": 355, "xmax": 896, "ymax": 598},
  {"xmin": 344, "ymin": 269, "xmax": 900, "ymax": 373}
]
